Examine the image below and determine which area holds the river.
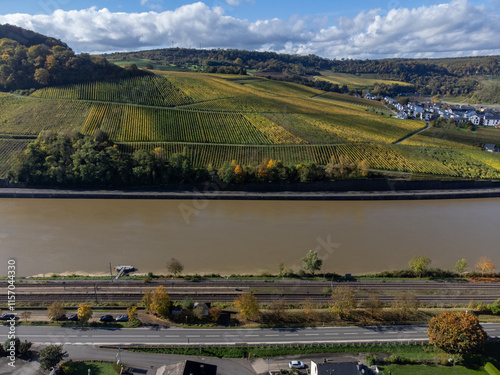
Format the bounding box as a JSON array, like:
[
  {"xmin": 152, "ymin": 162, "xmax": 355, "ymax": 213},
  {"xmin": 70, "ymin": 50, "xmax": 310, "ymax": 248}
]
[{"xmin": 0, "ymin": 198, "xmax": 498, "ymax": 277}]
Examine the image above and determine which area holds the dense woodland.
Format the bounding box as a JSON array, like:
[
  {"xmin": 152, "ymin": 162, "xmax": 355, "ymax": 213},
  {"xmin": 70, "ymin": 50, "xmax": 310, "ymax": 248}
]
[{"xmin": 0, "ymin": 24, "xmax": 145, "ymax": 91}]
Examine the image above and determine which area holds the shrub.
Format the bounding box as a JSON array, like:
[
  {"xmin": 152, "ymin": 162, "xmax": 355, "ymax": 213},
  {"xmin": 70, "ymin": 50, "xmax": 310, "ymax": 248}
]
[{"xmin": 389, "ymin": 354, "xmax": 401, "ymax": 364}]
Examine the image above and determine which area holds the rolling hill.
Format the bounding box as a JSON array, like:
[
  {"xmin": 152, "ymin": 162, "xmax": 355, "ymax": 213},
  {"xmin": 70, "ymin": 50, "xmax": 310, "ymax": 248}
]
[{"xmin": 1, "ymin": 70, "xmax": 500, "ymax": 180}]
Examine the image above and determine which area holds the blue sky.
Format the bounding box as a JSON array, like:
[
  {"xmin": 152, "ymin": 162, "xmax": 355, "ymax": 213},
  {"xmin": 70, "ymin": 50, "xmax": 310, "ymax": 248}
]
[{"xmin": 1, "ymin": 0, "xmax": 499, "ymax": 58}]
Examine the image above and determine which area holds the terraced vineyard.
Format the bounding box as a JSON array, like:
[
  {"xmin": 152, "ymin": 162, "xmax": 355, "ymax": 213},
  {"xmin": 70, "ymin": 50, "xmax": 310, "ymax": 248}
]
[
  {"xmin": 0, "ymin": 70, "xmax": 498, "ymax": 180},
  {"xmin": 0, "ymin": 139, "xmax": 31, "ymax": 176},
  {"xmin": 117, "ymin": 142, "xmax": 456, "ymax": 176},
  {"xmin": 31, "ymin": 75, "xmax": 194, "ymax": 107},
  {"xmin": 81, "ymin": 103, "xmax": 275, "ymax": 144},
  {"xmin": 0, "ymin": 95, "xmax": 91, "ymax": 136}
]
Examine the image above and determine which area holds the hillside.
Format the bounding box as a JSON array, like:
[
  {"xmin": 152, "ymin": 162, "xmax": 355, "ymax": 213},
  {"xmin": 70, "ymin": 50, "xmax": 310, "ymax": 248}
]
[
  {"xmin": 2, "ymin": 27, "xmax": 500, "ymax": 183},
  {"xmin": 103, "ymin": 48, "xmax": 500, "ymax": 98},
  {"xmin": 1, "ymin": 70, "xmax": 500, "ymax": 181},
  {"xmin": 0, "ymin": 23, "xmax": 144, "ymax": 91}
]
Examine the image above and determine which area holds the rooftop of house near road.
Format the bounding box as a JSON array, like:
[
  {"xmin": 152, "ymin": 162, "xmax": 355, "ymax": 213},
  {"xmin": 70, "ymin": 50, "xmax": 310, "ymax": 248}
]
[
  {"xmin": 156, "ymin": 360, "xmax": 217, "ymax": 375},
  {"xmin": 311, "ymin": 360, "xmax": 373, "ymax": 375}
]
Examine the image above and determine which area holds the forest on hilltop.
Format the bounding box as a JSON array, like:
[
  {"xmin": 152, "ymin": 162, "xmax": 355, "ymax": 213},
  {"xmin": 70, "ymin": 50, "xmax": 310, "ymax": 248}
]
[
  {"xmin": 0, "ymin": 24, "xmax": 145, "ymax": 91},
  {"xmin": 105, "ymin": 48, "xmax": 500, "ymax": 98}
]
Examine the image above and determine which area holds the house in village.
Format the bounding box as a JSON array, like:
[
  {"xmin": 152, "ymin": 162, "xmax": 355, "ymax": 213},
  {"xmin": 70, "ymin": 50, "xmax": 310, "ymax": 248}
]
[
  {"xmin": 364, "ymin": 93, "xmax": 378, "ymax": 100},
  {"xmin": 484, "ymin": 114, "xmax": 500, "ymax": 127},
  {"xmin": 485, "ymin": 143, "xmax": 499, "ymax": 152},
  {"xmin": 156, "ymin": 360, "xmax": 217, "ymax": 375},
  {"xmin": 396, "ymin": 111, "xmax": 408, "ymax": 119}
]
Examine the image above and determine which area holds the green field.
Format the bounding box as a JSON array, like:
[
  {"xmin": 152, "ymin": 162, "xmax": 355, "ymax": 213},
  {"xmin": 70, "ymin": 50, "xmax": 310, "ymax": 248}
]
[
  {"xmin": 0, "ymin": 70, "xmax": 500, "ymax": 179},
  {"xmin": 317, "ymin": 71, "xmax": 412, "ymax": 89}
]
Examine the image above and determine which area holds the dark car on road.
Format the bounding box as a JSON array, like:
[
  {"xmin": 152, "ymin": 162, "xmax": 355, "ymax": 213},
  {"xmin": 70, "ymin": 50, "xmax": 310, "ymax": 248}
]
[
  {"xmin": 115, "ymin": 315, "xmax": 129, "ymax": 322},
  {"xmin": 99, "ymin": 315, "xmax": 114, "ymax": 322},
  {"xmin": 67, "ymin": 314, "xmax": 79, "ymax": 321},
  {"xmin": 0, "ymin": 313, "xmax": 16, "ymax": 320}
]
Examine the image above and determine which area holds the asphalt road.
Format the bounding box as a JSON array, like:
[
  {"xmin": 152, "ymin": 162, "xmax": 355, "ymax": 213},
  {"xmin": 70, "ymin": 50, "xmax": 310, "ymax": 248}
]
[{"xmin": 2, "ymin": 323, "xmax": 499, "ymax": 346}]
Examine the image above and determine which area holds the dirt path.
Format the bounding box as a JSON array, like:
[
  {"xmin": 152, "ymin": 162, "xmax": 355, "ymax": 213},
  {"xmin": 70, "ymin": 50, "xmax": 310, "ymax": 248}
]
[{"xmin": 393, "ymin": 121, "xmax": 429, "ymax": 144}]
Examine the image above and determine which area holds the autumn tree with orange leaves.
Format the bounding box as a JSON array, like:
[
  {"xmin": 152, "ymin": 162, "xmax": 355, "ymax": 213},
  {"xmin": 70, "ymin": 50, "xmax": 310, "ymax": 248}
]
[
  {"xmin": 475, "ymin": 257, "xmax": 495, "ymax": 276},
  {"xmin": 234, "ymin": 293, "xmax": 260, "ymax": 321},
  {"xmin": 428, "ymin": 312, "xmax": 487, "ymax": 355}
]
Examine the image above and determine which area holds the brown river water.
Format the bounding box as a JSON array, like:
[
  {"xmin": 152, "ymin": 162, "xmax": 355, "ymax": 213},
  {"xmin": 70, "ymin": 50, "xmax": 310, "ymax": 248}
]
[{"xmin": 0, "ymin": 198, "xmax": 498, "ymax": 277}]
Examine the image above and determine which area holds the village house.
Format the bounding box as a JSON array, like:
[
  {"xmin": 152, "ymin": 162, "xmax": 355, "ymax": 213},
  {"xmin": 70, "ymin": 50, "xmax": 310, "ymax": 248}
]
[
  {"xmin": 484, "ymin": 114, "xmax": 500, "ymax": 127},
  {"xmin": 364, "ymin": 92, "xmax": 378, "ymax": 100}
]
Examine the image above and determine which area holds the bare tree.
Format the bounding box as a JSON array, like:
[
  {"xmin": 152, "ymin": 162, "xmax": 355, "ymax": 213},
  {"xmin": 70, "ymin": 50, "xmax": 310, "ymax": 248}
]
[{"xmin": 167, "ymin": 258, "xmax": 184, "ymax": 277}]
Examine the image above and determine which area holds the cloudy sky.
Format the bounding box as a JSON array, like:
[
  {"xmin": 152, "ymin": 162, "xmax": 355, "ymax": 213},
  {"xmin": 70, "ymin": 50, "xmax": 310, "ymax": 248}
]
[{"xmin": 0, "ymin": 0, "xmax": 499, "ymax": 59}]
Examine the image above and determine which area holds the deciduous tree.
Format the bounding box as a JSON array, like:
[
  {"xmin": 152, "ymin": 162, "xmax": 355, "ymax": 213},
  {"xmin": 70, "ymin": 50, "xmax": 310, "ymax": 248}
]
[
  {"xmin": 329, "ymin": 287, "xmax": 357, "ymax": 320},
  {"xmin": 392, "ymin": 293, "xmax": 420, "ymax": 320},
  {"xmin": 209, "ymin": 307, "xmax": 222, "ymax": 323},
  {"xmin": 428, "ymin": 312, "xmax": 487, "ymax": 355},
  {"xmin": 455, "ymin": 258, "xmax": 468, "ymax": 274},
  {"xmin": 167, "ymin": 258, "xmax": 184, "ymax": 277},
  {"xmin": 475, "ymin": 257, "xmax": 495, "ymax": 276},
  {"xmin": 234, "ymin": 293, "xmax": 260, "ymax": 321},
  {"xmin": 127, "ymin": 306, "xmax": 138, "ymax": 322},
  {"xmin": 363, "ymin": 294, "xmax": 383, "ymax": 317},
  {"xmin": 302, "ymin": 250, "xmax": 323, "ymax": 276},
  {"xmin": 77, "ymin": 304, "xmax": 93, "ymax": 323},
  {"xmin": 409, "ymin": 254, "xmax": 431, "ymax": 277},
  {"xmin": 148, "ymin": 286, "xmax": 171, "ymax": 318},
  {"xmin": 47, "ymin": 302, "xmax": 66, "ymax": 321}
]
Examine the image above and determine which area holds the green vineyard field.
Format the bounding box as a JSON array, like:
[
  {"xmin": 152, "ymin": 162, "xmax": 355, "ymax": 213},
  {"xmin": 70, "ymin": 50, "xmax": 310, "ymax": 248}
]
[
  {"xmin": 0, "ymin": 139, "xmax": 31, "ymax": 177},
  {"xmin": 117, "ymin": 142, "xmax": 456, "ymax": 176},
  {"xmin": 31, "ymin": 75, "xmax": 194, "ymax": 107},
  {"xmin": 0, "ymin": 96, "xmax": 91, "ymax": 136}
]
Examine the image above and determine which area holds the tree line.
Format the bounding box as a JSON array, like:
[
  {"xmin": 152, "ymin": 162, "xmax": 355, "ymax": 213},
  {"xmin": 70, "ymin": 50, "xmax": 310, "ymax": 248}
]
[
  {"xmin": 8, "ymin": 131, "xmax": 372, "ymax": 187},
  {"xmin": 104, "ymin": 47, "xmax": 500, "ymax": 96},
  {"xmin": 0, "ymin": 24, "xmax": 145, "ymax": 91}
]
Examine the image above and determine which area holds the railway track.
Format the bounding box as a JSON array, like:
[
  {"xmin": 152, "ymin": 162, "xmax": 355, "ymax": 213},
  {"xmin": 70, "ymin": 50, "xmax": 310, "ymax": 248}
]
[
  {"xmin": 7, "ymin": 292, "xmax": 500, "ymax": 304},
  {"xmin": 4, "ymin": 279, "xmax": 498, "ymax": 305}
]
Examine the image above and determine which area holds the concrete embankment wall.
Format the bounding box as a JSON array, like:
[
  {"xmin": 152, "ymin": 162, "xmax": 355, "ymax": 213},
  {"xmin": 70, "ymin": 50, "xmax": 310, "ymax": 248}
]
[{"xmin": 2, "ymin": 179, "xmax": 500, "ymax": 200}]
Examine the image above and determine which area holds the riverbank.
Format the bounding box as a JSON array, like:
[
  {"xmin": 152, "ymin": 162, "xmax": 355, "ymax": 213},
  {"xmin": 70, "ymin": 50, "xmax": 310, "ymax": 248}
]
[{"xmin": 3, "ymin": 185, "xmax": 500, "ymax": 200}]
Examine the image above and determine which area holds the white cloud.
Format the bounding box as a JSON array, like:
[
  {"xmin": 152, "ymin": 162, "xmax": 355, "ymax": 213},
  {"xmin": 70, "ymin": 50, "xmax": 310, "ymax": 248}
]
[
  {"xmin": 0, "ymin": 0, "xmax": 498, "ymax": 59},
  {"xmin": 140, "ymin": 0, "xmax": 163, "ymax": 11}
]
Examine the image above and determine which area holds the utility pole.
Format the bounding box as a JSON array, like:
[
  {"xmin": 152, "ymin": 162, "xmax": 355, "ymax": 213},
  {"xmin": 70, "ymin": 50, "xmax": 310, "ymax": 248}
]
[{"xmin": 109, "ymin": 262, "xmax": 113, "ymax": 278}]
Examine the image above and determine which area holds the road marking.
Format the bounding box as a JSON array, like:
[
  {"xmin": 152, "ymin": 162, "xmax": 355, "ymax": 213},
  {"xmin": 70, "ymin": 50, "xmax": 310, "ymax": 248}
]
[
  {"xmin": 344, "ymin": 333, "xmax": 357, "ymax": 335},
  {"xmin": 285, "ymin": 334, "xmax": 299, "ymax": 336},
  {"xmin": 245, "ymin": 335, "xmax": 259, "ymax": 337},
  {"xmin": 205, "ymin": 335, "xmax": 220, "ymax": 338},
  {"xmin": 324, "ymin": 333, "xmax": 338, "ymax": 336},
  {"xmin": 305, "ymin": 334, "xmax": 319, "ymax": 336},
  {"xmin": 363, "ymin": 333, "xmax": 377, "ymax": 335},
  {"xmin": 146, "ymin": 335, "xmax": 160, "ymax": 338},
  {"xmin": 186, "ymin": 335, "xmax": 200, "ymax": 338},
  {"xmin": 224, "ymin": 335, "xmax": 239, "ymax": 337},
  {"xmin": 265, "ymin": 335, "xmax": 279, "ymax": 337},
  {"xmin": 164, "ymin": 335, "xmax": 180, "ymax": 338},
  {"xmin": 92, "ymin": 335, "xmax": 146, "ymax": 338}
]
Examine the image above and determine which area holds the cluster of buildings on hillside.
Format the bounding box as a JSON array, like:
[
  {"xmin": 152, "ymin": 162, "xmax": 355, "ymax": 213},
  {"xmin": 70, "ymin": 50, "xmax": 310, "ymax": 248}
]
[{"xmin": 364, "ymin": 93, "xmax": 500, "ymax": 127}]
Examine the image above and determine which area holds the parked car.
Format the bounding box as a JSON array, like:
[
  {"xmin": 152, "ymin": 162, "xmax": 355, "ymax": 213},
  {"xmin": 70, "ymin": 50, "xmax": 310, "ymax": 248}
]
[
  {"xmin": 99, "ymin": 315, "xmax": 114, "ymax": 322},
  {"xmin": 67, "ymin": 314, "xmax": 79, "ymax": 321},
  {"xmin": 289, "ymin": 360, "xmax": 305, "ymax": 369},
  {"xmin": 115, "ymin": 314, "xmax": 129, "ymax": 322},
  {"xmin": 0, "ymin": 313, "xmax": 16, "ymax": 320}
]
